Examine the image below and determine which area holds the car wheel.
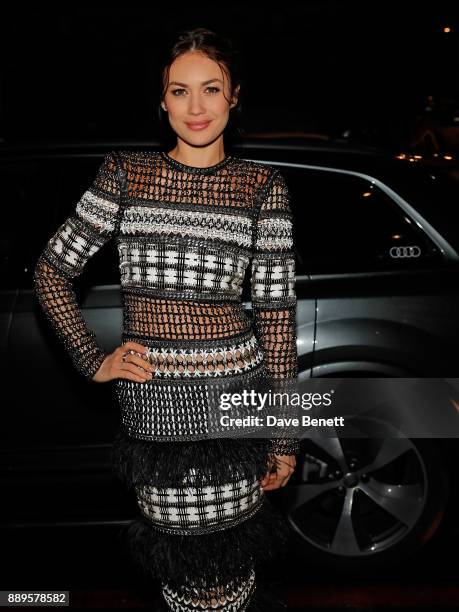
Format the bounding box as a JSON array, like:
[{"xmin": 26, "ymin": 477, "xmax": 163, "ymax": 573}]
[{"xmin": 279, "ymin": 417, "xmax": 449, "ymax": 572}]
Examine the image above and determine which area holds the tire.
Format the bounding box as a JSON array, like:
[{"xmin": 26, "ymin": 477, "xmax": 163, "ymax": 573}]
[{"xmin": 278, "ymin": 416, "xmax": 450, "ymax": 573}]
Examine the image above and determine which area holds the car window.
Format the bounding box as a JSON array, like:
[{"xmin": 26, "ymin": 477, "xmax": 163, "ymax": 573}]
[
  {"xmin": 388, "ymin": 165, "xmax": 459, "ymax": 254},
  {"xmin": 0, "ymin": 158, "xmax": 61, "ymax": 290},
  {"xmin": 0, "ymin": 155, "xmax": 120, "ymax": 290},
  {"xmin": 280, "ymin": 166, "xmax": 442, "ymax": 274}
]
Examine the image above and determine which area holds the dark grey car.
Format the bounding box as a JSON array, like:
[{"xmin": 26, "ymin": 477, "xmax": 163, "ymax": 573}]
[{"xmin": 1, "ymin": 138, "xmax": 458, "ymax": 574}]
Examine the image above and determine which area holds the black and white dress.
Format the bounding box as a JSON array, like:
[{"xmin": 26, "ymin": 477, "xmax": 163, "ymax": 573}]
[{"xmin": 33, "ymin": 149, "xmax": 300, "ymax": 611}]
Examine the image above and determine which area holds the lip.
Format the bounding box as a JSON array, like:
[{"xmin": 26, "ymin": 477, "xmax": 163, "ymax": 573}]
[{"xmin": 186, "ymin": 121, "xmax": 211, "ymax": 130}]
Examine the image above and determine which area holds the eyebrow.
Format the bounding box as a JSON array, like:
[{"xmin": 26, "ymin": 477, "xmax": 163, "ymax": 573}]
[{"xmin": 168, "ymin": 78, "xmax": 223, "ymax": 88}]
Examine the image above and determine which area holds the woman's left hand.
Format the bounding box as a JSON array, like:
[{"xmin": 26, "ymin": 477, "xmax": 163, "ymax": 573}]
[{"xmin": 261, "ymin": 454, "xmax": 296, "ymax": 491}]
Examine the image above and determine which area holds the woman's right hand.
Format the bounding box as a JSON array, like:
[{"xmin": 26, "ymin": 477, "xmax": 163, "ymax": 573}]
[{"xmin": 91, "ymin": 341, "xmax": 154, "ymax": 383}]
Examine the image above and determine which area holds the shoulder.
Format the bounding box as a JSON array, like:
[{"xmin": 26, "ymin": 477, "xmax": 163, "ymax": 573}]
[
  {"xmin": 235, "ymin": 159, "xmax": 291, "ymax": 213},
  {"xmin": 230, "ymin": 153, "xmax": 276, "ymax": 178},
  {"xmin": 229, "ymin": 154, "xmax": 281, "ymax": 194},
  {"xmin": 108, "ymin": 149, "xmax": 165, "ymax": 184},
  {"xmin": 111, "ymin": 149, "xmax": 160, "ymax": 166}
]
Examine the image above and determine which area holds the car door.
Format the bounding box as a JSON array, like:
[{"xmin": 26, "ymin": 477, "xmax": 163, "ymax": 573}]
[
  {"xmin": 5, "ymin": 152, "xmax": 124, "ymax": 449},
  {"xmin": 1, "ymin": 151, "xmax": 133, "ymax": 529},
  {"xmin": 280, "ymin": 164, "xmax": 459, "ymax": 377}
]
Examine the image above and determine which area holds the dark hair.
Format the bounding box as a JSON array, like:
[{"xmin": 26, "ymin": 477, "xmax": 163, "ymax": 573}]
[{"xmin": 157, "ymin": 27, "xmax": 245, "ymax": 149}]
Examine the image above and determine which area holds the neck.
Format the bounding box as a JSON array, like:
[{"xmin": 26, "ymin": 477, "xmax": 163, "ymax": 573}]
[{"xmin": 168, "ymin": 139, "xmax": 226, "ymax": 168}]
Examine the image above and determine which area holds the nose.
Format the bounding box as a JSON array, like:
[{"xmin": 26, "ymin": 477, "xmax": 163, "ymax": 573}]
[{"xmin": 187, "ymin": 93, "xmax": 207, "ymax": 115}]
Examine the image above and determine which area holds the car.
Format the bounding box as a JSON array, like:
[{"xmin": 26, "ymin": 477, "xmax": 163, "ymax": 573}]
[{"xmin": 1, "ymin": 137, "xmax": 458, "ymax": 576}]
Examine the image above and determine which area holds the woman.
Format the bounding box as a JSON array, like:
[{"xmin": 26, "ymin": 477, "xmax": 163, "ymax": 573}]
[{"xmin": 33, "ymin": 27, "xmax": 299, "ymax": 611}]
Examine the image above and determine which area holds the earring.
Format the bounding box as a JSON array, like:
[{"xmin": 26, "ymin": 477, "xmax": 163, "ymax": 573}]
[{"xmin": 162, "ymin": 104, "xmax": 167, "ymax": 112}]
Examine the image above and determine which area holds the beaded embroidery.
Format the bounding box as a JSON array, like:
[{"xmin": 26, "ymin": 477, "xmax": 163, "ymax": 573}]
[{"xmin": 33, "ymin": 150, "xmax": 299, "ymax": 455}]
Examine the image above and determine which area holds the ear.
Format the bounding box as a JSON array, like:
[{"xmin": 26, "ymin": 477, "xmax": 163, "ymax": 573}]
[{"xmin": 230, "ymin": 84, "xmax": 240, "ymax": 108}]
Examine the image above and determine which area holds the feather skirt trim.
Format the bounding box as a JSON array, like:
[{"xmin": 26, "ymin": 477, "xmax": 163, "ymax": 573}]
[
  {"xmin": 111, "ymin": 429, "xmax": 291, "ymax": 610},
  {"xmin": 110, "ymin": 428, "xmax": 272, "ymax": 488},
  {"xmin": 117, "ymin": 495, "xmax": 290, "ymax": 594}
]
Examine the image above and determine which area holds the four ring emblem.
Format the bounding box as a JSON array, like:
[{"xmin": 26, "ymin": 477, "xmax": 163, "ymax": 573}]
[{"xmin": 389, "ymin": 245, "xmax": 421, "ymax": 258}]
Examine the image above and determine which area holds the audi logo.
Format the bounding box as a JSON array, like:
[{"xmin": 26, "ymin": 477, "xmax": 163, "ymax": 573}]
[{"xmin": 389, "ymin": 245, "xmax": 422, "ymax": 258}]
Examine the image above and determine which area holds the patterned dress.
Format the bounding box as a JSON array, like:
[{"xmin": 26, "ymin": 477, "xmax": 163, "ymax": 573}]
[{"xmin": 33, "ymin": 149, "xmax": 300, "ymax": 611}]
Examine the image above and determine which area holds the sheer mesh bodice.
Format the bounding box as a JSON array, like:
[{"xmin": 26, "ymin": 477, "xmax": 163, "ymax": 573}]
[{"xmin": 33, "ymin": 150, "xmax": 299, "ymax": 455}]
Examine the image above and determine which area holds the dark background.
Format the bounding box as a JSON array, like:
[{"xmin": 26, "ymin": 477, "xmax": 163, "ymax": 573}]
[{"xmin": 1, "ymin": 1, "xmax": 458, "ymax": 148}]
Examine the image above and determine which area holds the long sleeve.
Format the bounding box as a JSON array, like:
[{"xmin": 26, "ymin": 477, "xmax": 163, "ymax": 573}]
[
  {"xmin": 251, "ymin": 168, "xmax": 300, "ymax": 455},
  {"xmin": 33, "ymin": 152, "xmax": 122, "ymax": 382}
]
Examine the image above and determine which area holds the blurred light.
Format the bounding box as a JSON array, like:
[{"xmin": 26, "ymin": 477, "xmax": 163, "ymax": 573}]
[
  {"xmin": 392, "ymin": 235, "xmax": 402, "ymax": 240},
  {"xmin": 444, "ymin": 155, "xmax": 453, "ymax": 160},
  {"xmin": 443, "ymin": 26, "xmax": 451, "ymax": 33},
  {"xmin": 396, "ymin": 152, "xmax": 424, "ymax": 163},
  {"xmin": 362, "ymin": 192, "xmax": 372, "ymax": 197}
]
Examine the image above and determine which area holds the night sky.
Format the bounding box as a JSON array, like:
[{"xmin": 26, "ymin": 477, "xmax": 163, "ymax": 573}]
[{"xmin": 1, "ymin": 2, "xmax": 458, "ymax": 145}]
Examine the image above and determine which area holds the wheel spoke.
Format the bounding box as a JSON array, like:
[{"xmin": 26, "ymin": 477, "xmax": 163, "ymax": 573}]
[
  {"xmin": 284, "ymin": 480, "xmax": 338, "ymax": 512},
  {"xmin": 359, "ymin": 479, "xmax": 423, "ymax": 525},
  {"xmin": 310, "ymin": 434, "xmax": 348, "ymax": 471},
  {"xmin": 364, "ymin": 438, "xmax": 413, "ymax": 473},
  {"xmin": 330, "ymin": 489, "xmax": 361, "ymax": 554}
]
